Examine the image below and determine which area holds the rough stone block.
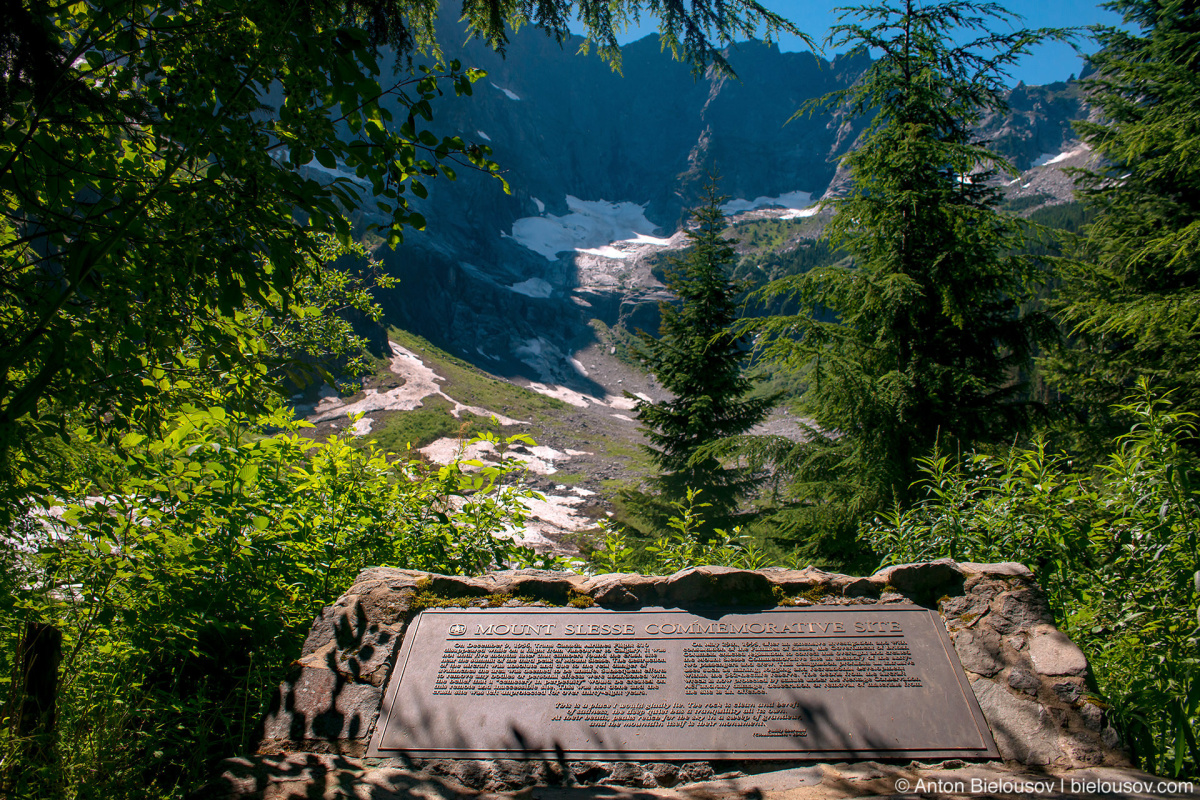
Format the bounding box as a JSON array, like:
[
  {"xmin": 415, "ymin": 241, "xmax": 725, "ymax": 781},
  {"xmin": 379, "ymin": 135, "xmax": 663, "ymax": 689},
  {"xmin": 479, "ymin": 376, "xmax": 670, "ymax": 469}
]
[
  {"xmin": 577, "ymin": 573, "xmax": 660, "ymax": 606},
  {"xmin": 762, "ymin": 567, "xmax": 839, "ymax": 594},
  {"xmin": 1029, "ymin": 626, "xmax": 1088, "ymax": 676},
  {"xmin": 495, "ymin": 570, "xmax": 588, "ymax": 602},
  {"xmin": 301, "ymin": 606, "xmax": 337, "ymax": 658},
  {"xmin": 958, "ymin": 562, "xmax": 1034, "ymax": 579},
  {"xmin": 871, "ymin": 558, "xmax": 964, "ymax": 595},
  {"xmin": 261, "ymin": 667, "xmax": 381, "ymax": 744},
  {"xmin": 970, "ymin": 678, "xmax": 1064, "ymax": 765},
  {"xmin": 1007, "ymin": 667, "xmax": 1041, "ymax": 696},
  {"xmin": 952, "ymin": 629, "xmax": 1001, "ymax": 676},
  {"xmin": 841, "ymin": 578, "xmax": 877, "ymax": 597},
  {"xmin": 939, "ymin": 593, "xmax": 989, "ymax": 626},
  {"xmin": 680, "ymin": 762, "xmax": 716, "ymax": 783},
  {"xmin": 419, "ymin": 573, "xmax": 494, "ymax": 599},
  {"xmin": 662, "ymin": 566, "xmax": 774, "ymax": 604},
  {"xmin": 355, "ymin": 585, "xmax": 418, "ymax": 628},
  {"xmin": 347, "ymin": 567, "xmax": 422, "ymax": 596},
  {"xmin": 987, "ymin": 588, "xmax": 1054, "ymax": 634},
  {"xmin": 602, "ymin": 762, "xmax": 644, "ymax": 785},
  {"xmin": 648, "ymin": 762, "xmax": 680, "ymax": 786},
  {"xmin": 1079, "ymin": 701, "xmax": 1106, "ymax": 732},
  {"xmin": 1053, "ymin": 681, "xmax": 1084, "ymax": 704}
]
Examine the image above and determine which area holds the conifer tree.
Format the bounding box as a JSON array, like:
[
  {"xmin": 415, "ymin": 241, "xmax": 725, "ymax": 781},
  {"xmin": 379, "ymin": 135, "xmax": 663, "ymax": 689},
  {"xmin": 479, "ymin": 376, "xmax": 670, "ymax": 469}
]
[
  {"xmin": 1047, "ymin": 0, "xmax": 1200, "ymax": 428},
  {"xmin": 633, "ymin": 181, "xmax": 774, "ymax": 523},
  {"xmin": 742, "ymin": 0, "xmax": 1065, "ymax": 563}
]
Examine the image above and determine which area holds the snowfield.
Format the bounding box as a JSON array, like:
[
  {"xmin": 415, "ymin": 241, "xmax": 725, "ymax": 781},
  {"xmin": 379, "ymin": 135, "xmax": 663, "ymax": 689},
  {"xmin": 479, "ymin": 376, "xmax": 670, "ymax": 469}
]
[
  {"xmin": 508, "ymin": 277, "xmax": 555, "ymax": 298},
  {"xmin": 1032, "ymin": 145, "xmax": 1090, "ymax": 167},
  {"xmin": 507, "ymin": 196, "xmax": 661, "ymax": 260},
  {"xmin": 721, "ymin": 190, "xmax": 813, "ymax": 215}
]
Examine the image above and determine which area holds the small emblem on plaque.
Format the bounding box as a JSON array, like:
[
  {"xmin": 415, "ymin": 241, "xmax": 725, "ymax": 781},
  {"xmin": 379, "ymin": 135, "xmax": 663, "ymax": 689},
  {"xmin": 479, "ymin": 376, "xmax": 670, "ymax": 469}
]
[{"xmin": 448, "ymin": 624, "xmax": 467, "ymax": 636}]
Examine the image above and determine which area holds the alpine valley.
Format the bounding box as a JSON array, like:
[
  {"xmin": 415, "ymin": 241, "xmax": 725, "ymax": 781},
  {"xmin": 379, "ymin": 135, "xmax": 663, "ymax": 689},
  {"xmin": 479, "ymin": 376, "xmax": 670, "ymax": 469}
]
[{"xmin": 301, "ymin": 22, "xmax": 1096, "ymax": 554}]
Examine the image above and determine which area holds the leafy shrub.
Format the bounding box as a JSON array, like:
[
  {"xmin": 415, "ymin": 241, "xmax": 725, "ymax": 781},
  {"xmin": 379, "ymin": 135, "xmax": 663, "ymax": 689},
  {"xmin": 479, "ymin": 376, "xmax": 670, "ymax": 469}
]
[
  {"xmin": 0, "ymin": 404, "xmax": 538, "ymax": 799},
  {"xmin": 588, "ymin": 490, "xmax": 783, "ymax": 574},
  {"xmin": 861, "ymin": 383, "xmax": 1200, "ymax": 777}
]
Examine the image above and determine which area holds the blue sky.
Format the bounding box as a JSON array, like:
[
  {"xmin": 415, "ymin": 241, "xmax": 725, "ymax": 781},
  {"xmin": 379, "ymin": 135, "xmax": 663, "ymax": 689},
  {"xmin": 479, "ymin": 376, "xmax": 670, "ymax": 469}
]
[{"xmin": 600, "ymin": 0, "xmax": 1129, "ymax": 86}]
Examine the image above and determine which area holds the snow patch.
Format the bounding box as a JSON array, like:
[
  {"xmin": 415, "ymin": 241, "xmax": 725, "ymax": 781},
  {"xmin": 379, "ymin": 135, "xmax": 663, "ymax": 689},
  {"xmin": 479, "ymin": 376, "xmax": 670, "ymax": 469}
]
[
  {"xmin": 418, "ymin": 438, "xmax": 566, "ymax": 476},
  {"xmin": 577, "ymin": 245, "xmax": 630, "ymax": 260},
  {"xmin": 349, "ymin": 417, "xmax": 374, "ymax": 436},
  {"xmin": 527, "ymin": 382, "xmax": 592, "ymax": 408},
  {"xmin": 1032, "ymin": 146, "xmax": 1088, "ymax": 168},
  {"xmin": 508, "ymin": 196, "xmax": 660, "ymax": 261},
  {"xmin": 524, "ymin": 380, "xmax": 642, "ymax": 412},
  {"xmin": 570, "ymin": 358, "xmax": 589, "ymax": 377},
  {"xmin": 721, "ymin": 190, "xmax": 813, "ymax": 215},
  {"xmin": 490, "ymin": 82, "xmax": 521, "ymax": 101},
  {"xmin": 313, "ymin": 341, "xmax": 526, "ymax": 426},
  {"xmin": 313, "ymin": 384, "xmax": 342, "ymax": 416},
  {"xmin": 611, "ymin": 413, "xmax": 635, "ymax": 422},
  {"xmin": 508, "ymin": 277, "xmax": 554, "ymax": 298},
  {"xmin": 779, "ymin": 205, "xmax": 822, "ymax": 219},
  {"xmin": 622, "ymin": 232, "xmax": 675, "ymax": 246},
  {"xmin": 532, "ymin": 197, "xmax": 545, "ymax": 213},
  {"xmin": 476, "ymin": 130, "xmax": 491, "ymax": 141}
]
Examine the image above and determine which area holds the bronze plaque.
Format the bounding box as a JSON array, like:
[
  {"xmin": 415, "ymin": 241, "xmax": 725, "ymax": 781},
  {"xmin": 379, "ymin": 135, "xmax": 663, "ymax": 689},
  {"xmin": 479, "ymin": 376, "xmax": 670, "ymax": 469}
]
[{"xmin": 368, "ymin": 606, "xmax": 998, "ymax": 760}]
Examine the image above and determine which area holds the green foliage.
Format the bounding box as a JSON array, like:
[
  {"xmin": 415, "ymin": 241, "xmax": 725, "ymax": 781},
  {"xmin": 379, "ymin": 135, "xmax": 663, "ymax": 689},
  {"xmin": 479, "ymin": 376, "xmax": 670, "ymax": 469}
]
[
  {"xmin": 861, "ymin": 384, "xmax": 1199, "ymax": 777},
  {"xmin": 586, "ymin": 490, "xmax": 782, "ymax": 575},
  {"xmin": 0, "ymin": 1, "xmax": 801, "ymax": 796},
  {"xmin": 999, "ymin": 193, "xmax": 1054, "ymax": 214},
  {"xmin": 737, "ymin": 0, "xmax": 1065, "ymax": 562},
  {"xmin": 0, "ymin": 404, "xmax": 541, "ymax": 798},
  {"xmin": 734, "ymin": 238, "xmax": 845, "ymax": 297},
  {"xmin": 1048, "ymin": 0, "xmax": 1200, "ymax": 426},
  {"xmin": 0, "ymin": 0, "xmax": 507, "ymax": 473},
  {"xmin": 632, "ymin": 181, "xmax": 774, "ymax": 526},
  {"xmin": 0, "ymin": 0, "xmax": 799, "ymax": 478}
]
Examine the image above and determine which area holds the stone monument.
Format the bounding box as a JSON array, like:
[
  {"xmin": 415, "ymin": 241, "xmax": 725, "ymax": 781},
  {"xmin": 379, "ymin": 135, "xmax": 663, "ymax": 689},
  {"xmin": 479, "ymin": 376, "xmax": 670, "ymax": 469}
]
[{"xmin": 193, "ymin": 561, "xmax": 1179, "ymax": 800}]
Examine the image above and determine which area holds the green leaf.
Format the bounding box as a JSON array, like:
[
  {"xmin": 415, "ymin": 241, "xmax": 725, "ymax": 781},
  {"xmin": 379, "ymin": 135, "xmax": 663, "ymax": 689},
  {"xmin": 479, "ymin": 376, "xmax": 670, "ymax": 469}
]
[{"xmin": 315, "ymin": 148, "xmax": 336, "ymax": 169}]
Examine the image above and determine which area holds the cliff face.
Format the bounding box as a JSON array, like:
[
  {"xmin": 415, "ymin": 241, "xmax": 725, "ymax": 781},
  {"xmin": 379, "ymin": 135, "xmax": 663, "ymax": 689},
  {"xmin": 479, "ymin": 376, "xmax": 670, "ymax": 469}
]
[{"xmin": 350, "ymin": 26, "xmax": 1089, "ymax": 382}]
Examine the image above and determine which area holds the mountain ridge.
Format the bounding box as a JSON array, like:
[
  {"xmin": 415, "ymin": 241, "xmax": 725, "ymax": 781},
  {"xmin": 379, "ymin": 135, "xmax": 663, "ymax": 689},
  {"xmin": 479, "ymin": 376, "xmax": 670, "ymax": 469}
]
[{"xmin": 333, "ymin": 24, "xmax": 1091, "ymax": 391}]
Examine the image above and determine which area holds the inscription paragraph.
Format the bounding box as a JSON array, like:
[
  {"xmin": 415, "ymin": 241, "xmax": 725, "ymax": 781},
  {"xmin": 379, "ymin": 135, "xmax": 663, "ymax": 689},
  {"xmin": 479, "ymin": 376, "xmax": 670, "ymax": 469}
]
[
  {"xmin": 432, "ymin": 641, "xmax": 669, "ymax": 696},
  {"xmin": 683, "ymin": 639, "xmax": 922, "ymax": 694}
]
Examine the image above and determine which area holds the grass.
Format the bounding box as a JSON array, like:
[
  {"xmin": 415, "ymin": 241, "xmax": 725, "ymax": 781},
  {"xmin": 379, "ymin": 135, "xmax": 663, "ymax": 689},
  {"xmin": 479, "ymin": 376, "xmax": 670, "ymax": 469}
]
[
  {"xmin": 352, "ymin": 327, "xmax": 576, "ymax": 453},
  {"xmin": 368, "ymin": 397, "xmax": 497, "ymax": 452},
  {"xmin": 386, "ymin": 327, "xmax": 567, "ymax": 421}
]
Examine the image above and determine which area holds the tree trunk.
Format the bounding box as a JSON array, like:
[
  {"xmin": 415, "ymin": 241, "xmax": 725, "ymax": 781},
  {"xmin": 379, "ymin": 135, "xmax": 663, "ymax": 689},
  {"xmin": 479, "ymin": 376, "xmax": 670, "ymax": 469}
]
[{"xmin": 12, "ymin": 621, "xmax": 62, "ymax": 768}]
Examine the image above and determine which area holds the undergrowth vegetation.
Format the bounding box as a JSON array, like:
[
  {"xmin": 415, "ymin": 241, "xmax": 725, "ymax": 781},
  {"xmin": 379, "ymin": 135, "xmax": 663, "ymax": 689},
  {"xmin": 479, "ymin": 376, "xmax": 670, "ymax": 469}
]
[
  {"xmin": 0, "ymin": 404, "xmax": 544, "ymax": 799},
  {"xmin": 861, "ymin": 385, "xmax": 1200, "ymax": 777}
]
